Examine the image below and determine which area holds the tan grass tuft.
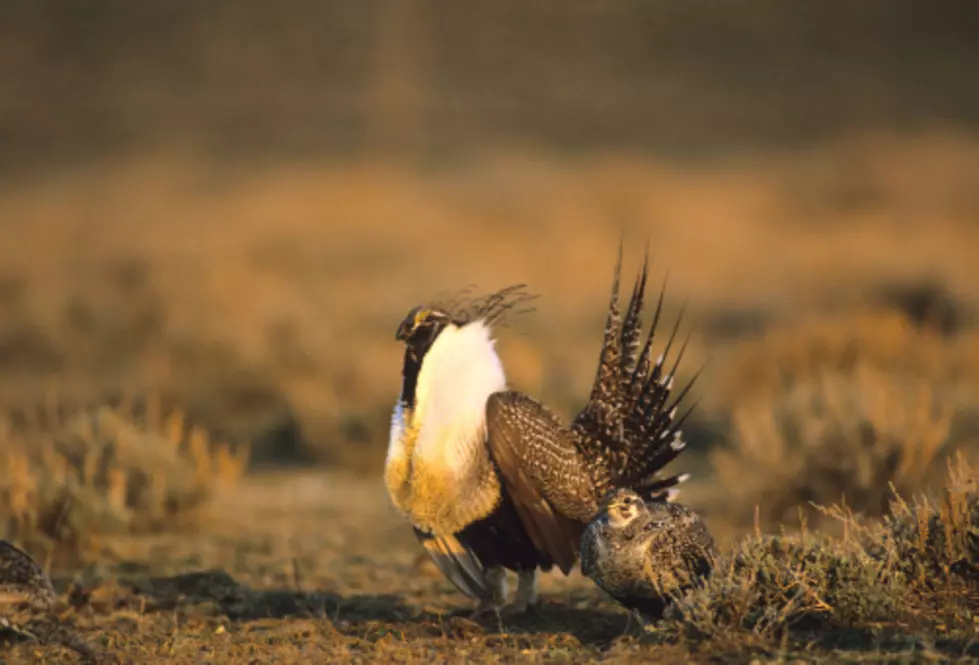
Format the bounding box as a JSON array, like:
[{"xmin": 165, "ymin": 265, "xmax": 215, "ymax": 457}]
[
  {"xmin": 0, "ymin": 393, "xmax": 250, "ymax": 565},
  {"xmin": 710, "ymin": 310, "xmax": 979, "ymax": 531},
  {"xmin": 663, "ymin": 458, "xmax": 979, "ymax": 650}
]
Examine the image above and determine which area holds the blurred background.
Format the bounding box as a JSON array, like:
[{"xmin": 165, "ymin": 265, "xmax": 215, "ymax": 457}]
[{"xmin": 2, "ymin": 0, "xmax": 979, "ymax": 547}]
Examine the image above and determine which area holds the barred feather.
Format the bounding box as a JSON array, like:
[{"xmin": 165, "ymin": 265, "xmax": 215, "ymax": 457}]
[
  {"xmin": 572, "ymin": 243, "xmax": 697, "ymax": 499},
  {"xmin": 573, "ymin": 241, "xmax": 625, "ymax": 447},
  {"xmin": 619, "ymin": 247, "xmax": 648, "ymax": 379}
]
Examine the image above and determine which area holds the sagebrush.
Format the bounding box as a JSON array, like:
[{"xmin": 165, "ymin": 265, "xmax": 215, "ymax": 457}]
[
  {"xmin": 660, "ymin": 456, "xmax": 979, "ymax": 658},
  {"xmin": 710, "ymin": 310, "xmax": 979, "ymax": 530},
  {"xmin": 0, "ymin": 393, "xmax": 249, "ymax": 565}
]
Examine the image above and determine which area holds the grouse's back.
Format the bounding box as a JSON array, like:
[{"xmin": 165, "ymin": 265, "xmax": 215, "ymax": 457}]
[{"xmin": 638, "ymin": 503, "xmax": 716, "ymax": 599}]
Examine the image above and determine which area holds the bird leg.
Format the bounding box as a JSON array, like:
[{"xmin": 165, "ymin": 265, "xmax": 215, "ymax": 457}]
[
  {"xmin": 468, "ymin": 566, "xmax": 508, "ymax": 630},
  {"xmin": 633, "ymin": 611, "xmax": 650, "ymax": 632},
  {"xmin": 506, "ymin": 569, "xmax": 539, "ymax": 614},
  {"xmin": 619, "ymin": 610, "xmax": 648, "ymax": 637},
  {"xmin": 620, "ymin": 611, "xmax": 632, "ymax": 636},
  {"xmin": 486, "ymin": 566, "xmax": 508, "ymax": 607}
]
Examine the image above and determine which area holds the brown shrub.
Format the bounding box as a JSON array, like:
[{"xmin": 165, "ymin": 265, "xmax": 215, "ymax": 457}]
[
  {"xmin": 709, "ymin": 310, "xmax": 979, "ymax": 530},
  {"xmin": 878, "ymin": 454, "xmax": 979, "ymax": 624},
  {"xmin": 0, "ymin": 393, "xmax": 249, "ymax": 565},
  {"xmin": 711, "ymin": 309, "xmax": 956, "ymax": 409},
  {"xmin": 661, "ymin": 457, "xmax": 979, "ymax": 656}
]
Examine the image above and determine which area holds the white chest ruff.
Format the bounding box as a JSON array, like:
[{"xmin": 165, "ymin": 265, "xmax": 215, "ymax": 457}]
[{"xmin": 384, "ymin": 320, "xmax": 507, "ymax": 535}]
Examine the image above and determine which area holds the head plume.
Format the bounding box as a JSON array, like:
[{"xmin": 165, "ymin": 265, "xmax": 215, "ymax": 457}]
[{"xmin": 427, "ymin": 283, "xmax": 539, "ymax": 329}]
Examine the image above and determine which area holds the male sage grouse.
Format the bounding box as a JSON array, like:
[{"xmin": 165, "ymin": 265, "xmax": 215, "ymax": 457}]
[
  {"xmin": 384, "ymin": 246, "xmax": 698, "ymax": 614},
  {"xmin": 580, "ymin": 488, "xmax": 716, "ymax": 622}
]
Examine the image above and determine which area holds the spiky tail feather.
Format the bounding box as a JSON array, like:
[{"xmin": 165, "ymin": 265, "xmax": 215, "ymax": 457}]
[
  {"xmin": 572, "ymin": 240, "xmax": 699, "ymax": 499},
  {"xmin": 634, "ymin": 472, "xmax": 691, "ymax": 503}
]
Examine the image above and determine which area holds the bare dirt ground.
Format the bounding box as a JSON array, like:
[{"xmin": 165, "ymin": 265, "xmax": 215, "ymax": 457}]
[
  {"xmin": 2, "ymin": 470, "xmax": 965, "ymax": 665},
  {"xmin": 10, "ymin": 472, "xmax": 664, "ymax": 664}
]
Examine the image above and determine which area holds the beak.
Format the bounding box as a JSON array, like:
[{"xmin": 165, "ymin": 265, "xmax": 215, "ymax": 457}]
[{"xmin": 395, "ymin": 319, "xmax": 413, "ymax": 342}]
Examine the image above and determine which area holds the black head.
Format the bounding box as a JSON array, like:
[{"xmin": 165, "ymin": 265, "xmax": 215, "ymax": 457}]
[
  {"xmin": 395, "ymin": 306, "xmax": 456, "ymax": 410},
  {"xmin": 395, "ymin": 306, "xmax": 455, "ymax": 363}
]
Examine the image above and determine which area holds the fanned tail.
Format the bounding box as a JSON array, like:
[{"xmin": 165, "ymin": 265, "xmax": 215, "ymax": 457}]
[{"xmin": 572, "ymin": 240, "xmax": 698, "ymax": 501}]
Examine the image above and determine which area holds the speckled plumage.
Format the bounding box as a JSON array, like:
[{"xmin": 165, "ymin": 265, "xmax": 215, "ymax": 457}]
[
  {"xmin": 385, "ymin": 244, "xmax": 697, "ymax": 613},
  {"xmin": 580, "ymin": 488, "xmax": 716, "ymax": 618},
  {"xmin": 0, "ymin": 540, "xmax": 56, "ymax": 612},
  {"xmin": 571, "ymin": 244, "xmax": 697, "ymax": 502},
  {"xmin": 0, "ymin": 540, "xmax": 102, "ymax": 662}
]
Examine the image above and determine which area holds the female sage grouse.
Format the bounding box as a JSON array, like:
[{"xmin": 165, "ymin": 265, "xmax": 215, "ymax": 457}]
[
  {"xmin": 580, "ymin": 488, "xmax": 716, "ymax": 621},
  {"xmin": 384, "ymin": 245, "xmax": 698, "ymax": 614}
]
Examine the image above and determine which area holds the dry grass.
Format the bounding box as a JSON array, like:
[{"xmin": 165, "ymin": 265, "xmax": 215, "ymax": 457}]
[
  {"xmin": 2, "ymin": 460, "xmax": 978, "ymax": 663},
  {"xmin": 709, "ymin": 310, "xmax": 979, "ymax": 531},
  {"xmin": 664, "ymin": 456, "xmax": 979, "ymax": 658},
  {"xmin": 0, "ymin": 394, "xmax": 249, "ymax": 568},
  {"xmin": 710, "ymin": 309, "xmax": 979, "ymax": 408}
]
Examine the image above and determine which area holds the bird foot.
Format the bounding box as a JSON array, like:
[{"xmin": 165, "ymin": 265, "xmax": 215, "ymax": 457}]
[
  {"xmin": 467, "ymin": 596, "xmax": 539, "ymax": 632},
  {"xmin": 468, "ymin": 600, "xmax": 506, "ymax": 632},
  {"xmin": 468, "ymin": 599, "xmax": 497, "ymax": 618},
  {"xmin": 501, "ymin": 596, "xmax": 541, "ymax": 617}
]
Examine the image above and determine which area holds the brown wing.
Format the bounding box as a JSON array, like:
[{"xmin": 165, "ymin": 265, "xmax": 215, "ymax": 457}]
[
  {"xmin": 484, "ymin": 391, "xmax": 597, "ymax": 575},
  {"xmin": 413, "ymin": 529, "xmax": 493, "ymax": 602}
]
